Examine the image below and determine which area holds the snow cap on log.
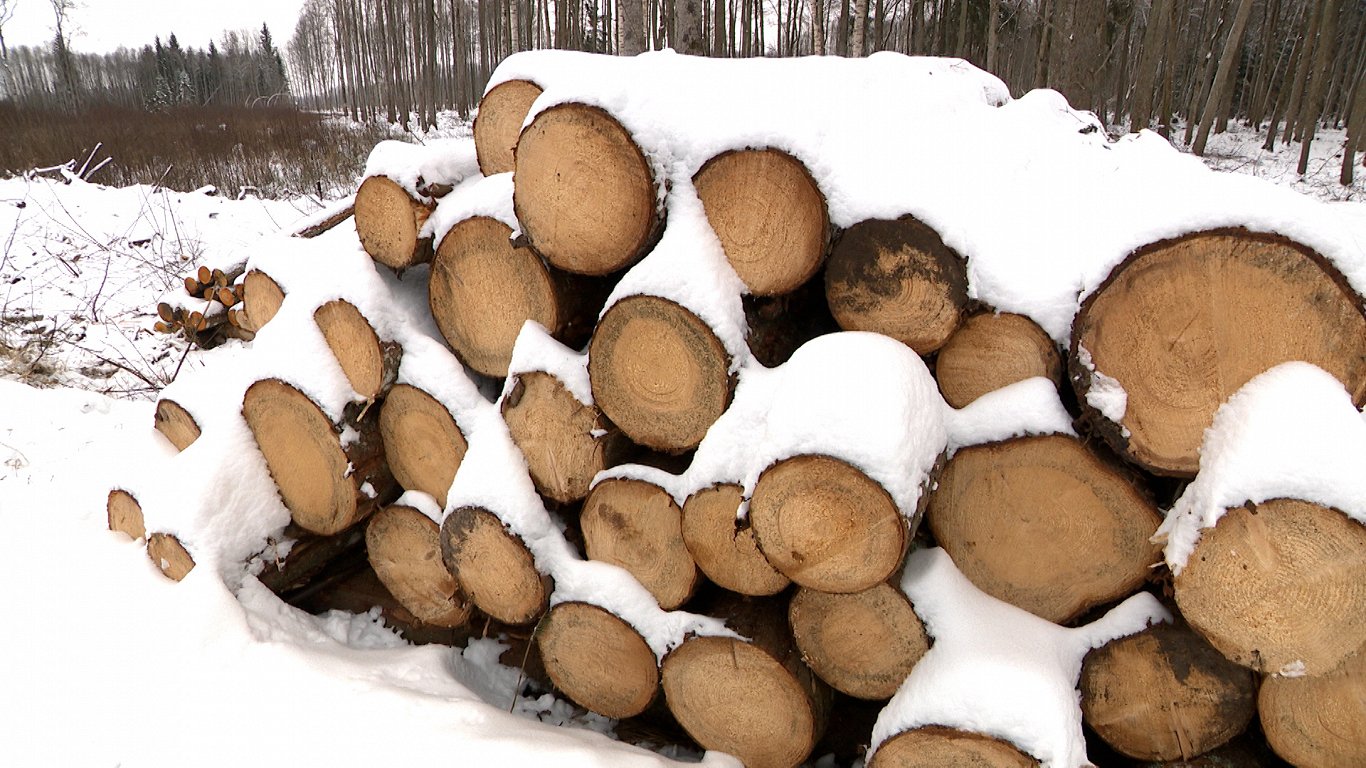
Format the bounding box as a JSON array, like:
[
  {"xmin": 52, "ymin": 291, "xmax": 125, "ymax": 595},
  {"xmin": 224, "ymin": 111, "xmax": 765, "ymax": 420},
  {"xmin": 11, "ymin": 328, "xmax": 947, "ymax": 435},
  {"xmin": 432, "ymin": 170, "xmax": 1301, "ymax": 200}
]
[
  {"xmin": 422, "ymin": 172, "xmax": 517, "ymax": 248},
  {"xmin": 1156, "ymin": 362, "xmax": 1366, "ymax": 574},
  {"xmin": 362, "ymin": 138, "xmax": 481, "ymax": 201},
  {"xmin": 942, "ymin": 377, "xmax": 1076, "ymax": 457}
]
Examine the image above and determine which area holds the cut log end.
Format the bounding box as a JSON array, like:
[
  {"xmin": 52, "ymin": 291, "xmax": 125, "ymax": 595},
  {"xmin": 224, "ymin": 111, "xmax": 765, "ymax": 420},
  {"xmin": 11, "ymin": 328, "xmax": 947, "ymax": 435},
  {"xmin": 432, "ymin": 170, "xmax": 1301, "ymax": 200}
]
[
  {"xmin": 513, "ymin": 102, "xmax": 658, "ymax": 275},
  {"xmin": 314, "ymin": 299, "xmax": 398, "ymax": 401},
  {"xmin": 502, "ymin": 372, "xmax": 616, "ymax": 505},
  {"xmin": 825, "ymin": 215, "xmax": 969, "ymax": 355},
  {"xmin": 870, "ymin": 727, "xmax": 1039, "ymax": 768},
  {"xmin": 580, "ymin": 478, "xmax": 699, "ymax": 610},
  {"xmin": 153, "ymin": 398, "xmax": 201, "ymax": 452},
  {"xmin": 147, "ymin": 532, "xmax": 196, "ymax": 581},
  {"xmin": 750, "ymin": 454, "xmax": 907, "ymax": 594},
  {"xmin": 107, "ymin": 489, "xmax": 146, "ymax": 540},
  {"xmin": 378, "ymin": 383, "xmax": 467, "ymax": 508},
  {"xmin": 473, "ymin": 79, "xmax": 544, "ymax": 176},
  {"xmin": 681, "ymin": 483, "xmax": 790, "ymax": 597},
  {"xmin": 1072, "ymin": 229, "xmax": 1366, "ymax": 477},
  {"xmin": 1260, "ymin": 645, "xmax": 1366, "ymax": 768},
  {"xmin": 1175, "ymin": 498, "xmax": 1366, "ymax": 675},
  {"xmin": 588, "ymin": 295, "xmax": 732, "ymax": 453},
  {"xmin": 537, "ymin": 601, "xmax": 659, "ymax": 719},
  {"xmin": 241, "ymin": 270, "xmax": 284, "ymax": 332},
  {"xmin": 355, "ymin": 175, "xmax": 434, "ymax": 271},
  {"xmin": 936, "ymin": 312, "xmax": 1062, "ymax": 408},
  {"xmin": 694, "ymin": 148, "xmax": 829, "ymax": 297},
  {"xmin": 440, "ymin": 506, "xmax": 549, "ymax": 626},
  {"xmin": 788, "ymin": 583, "xmax": 929, "ymax": 700},
  {"xmin": 366, "ymin": 505, "xmax": 472, "ymax": 628}
]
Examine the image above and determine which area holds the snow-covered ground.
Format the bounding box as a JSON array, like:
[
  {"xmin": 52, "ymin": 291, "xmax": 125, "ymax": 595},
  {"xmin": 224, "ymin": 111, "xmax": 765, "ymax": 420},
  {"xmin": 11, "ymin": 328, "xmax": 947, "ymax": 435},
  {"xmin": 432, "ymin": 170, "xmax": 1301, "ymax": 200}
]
[{"xmin": 2, "ymin": 68, "xmax": 1365, "ymax": 766}]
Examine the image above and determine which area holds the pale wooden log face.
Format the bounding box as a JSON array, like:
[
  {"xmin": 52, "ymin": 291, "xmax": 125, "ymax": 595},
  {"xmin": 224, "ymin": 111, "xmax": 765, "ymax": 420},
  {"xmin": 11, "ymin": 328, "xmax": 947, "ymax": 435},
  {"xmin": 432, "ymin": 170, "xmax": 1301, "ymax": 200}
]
[
  {"xmin": 1074, "ymin": 230, "xmax": 1366, "ymax": 476},
  {"xmin": 662, "ymin": 636, "xmax": 818, "ymax": 768},
  {"xmin": 927, "ymin": 435, "xmax": 1162, "ymax": 623},
  {"xmin": 440, "ymin": 506, "xmax": 547, "ymax": 626},
  {"xmin": 501, "ymin": 371, "xmax": 609, "ymax": 504},
  {"xmin": 588, "ymin": 295, "xmax": 731, "ymax": 453},
  {"xmin": 314, "ymin": 299, "xmax": 387, "ymax": 400},
  {"xmin": 429, "ymin": 217, "xmax": 558, "ymax": 378},
  {"xmin": 513, "ymin": 103, "xmax": 657, "ymax": 275},
  {"xmin": 1176, "ymin": 499, "xmax": 1366, "ymax": 676},
  {"xmin": 1080, "ymin": 622, "xmax": 1256, "ymax": 762},
  {"xmin": 824, "ymin": 215, "xmax": 969, "ymax": 355},
  {"xmin": 355, "ymin": 175, "xmax": 431, "ymax": 270},
  {"xmin": 147, "ymin": 532, "xmax": 195, "ymax": 582},
  {"xmin": 243, "ymin": 379, "xmax": 357, "ymax": 536},
  {"xmin": 1260, "ymin": 643, "xmax": 1366, "ymax": 767},
  {"xmin": 750, "ymin": 454, "xmax": 906, "ymax": 594},
  {"xmin": 870, "ymin": 726, "xmax": 1039, "ymax": 768},
  {"xmin": 788, "ymin": 583, "xmax": 928, "ymax": 700},
  {"xmin": 681, "ymin": 483, "xmax": 790, "ymax": 597},
  {"xmin": 378, "ymin": 384, "xmax": 466, "ymax": 508},
  {"xmin": 935, "ymin": 312, "xmax": 1063, "ymax": 408},
  {"xmin": 473, "ymin": 79, "xmax": 543, "ymax": 176},
  {"xmin": 580, "ymin": 478, "xmax": 698, "ymax": 610},
  {"xmin": 694, "ymin": 148, "xmax": 829, "ymax": 297},
  {"xmin": 366, "ymin": 505, "xmax": 471, "ymax": 628},
  {"xmin": 153, "ymin": 398, "xmax": 201, "ymax": 452},
  {"xmin": 537, "ymin": 601, "xmax": 659, "ymax": 719},
  {"xmin": 106, "ymin": 489, "xmax": 146, "ymax": 540},
  {"xmin": 241, "ymin": 270, "xmax": 284, "ymax": 332}
]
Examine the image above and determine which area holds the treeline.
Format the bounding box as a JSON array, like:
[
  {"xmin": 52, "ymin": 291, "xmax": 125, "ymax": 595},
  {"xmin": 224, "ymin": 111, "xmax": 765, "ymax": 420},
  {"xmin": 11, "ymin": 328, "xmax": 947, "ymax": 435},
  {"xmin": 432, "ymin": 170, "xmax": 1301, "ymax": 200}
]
[
  {"xmin": 287, "ymin": 0, "xmax": 1365, "ymax": 181},
  {"xmin": 1, "ymin": 25, "xmax": 289, "ymax": 110}
]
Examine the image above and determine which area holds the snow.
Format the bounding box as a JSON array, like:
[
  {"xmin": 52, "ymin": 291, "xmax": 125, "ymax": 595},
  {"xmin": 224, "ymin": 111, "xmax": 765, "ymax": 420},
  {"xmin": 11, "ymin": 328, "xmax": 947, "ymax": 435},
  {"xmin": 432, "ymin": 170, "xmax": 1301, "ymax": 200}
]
[
  {"xmin": 943, "ymin": 377, "xmax": 1077, "ymax": 456},
  {"xmin": 1155, "ymin": 362, "xmax": 1366, "ymax": 574},
  {"xmin": 1075, "ymin": 345, "xmax": 1128, "ymax": 433},
  {"xmin": 423, "ymin": 171, "xmax": 520, "ymax": 246},
  {"xmin": 363, "ymin": 137, "xmax": 483, "ymax": 200},
  {"xmin": 505, "ymin": 320, "xmax": 595, "ymax": 407}
]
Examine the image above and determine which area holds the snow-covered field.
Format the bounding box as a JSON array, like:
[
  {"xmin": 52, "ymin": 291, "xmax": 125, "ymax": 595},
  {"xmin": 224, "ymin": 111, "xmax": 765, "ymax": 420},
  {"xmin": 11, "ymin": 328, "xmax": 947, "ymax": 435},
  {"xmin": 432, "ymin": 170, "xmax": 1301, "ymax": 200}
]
[{"xmin": 2, "ymin": 68, "xmax": 1364, "ymax": 766}]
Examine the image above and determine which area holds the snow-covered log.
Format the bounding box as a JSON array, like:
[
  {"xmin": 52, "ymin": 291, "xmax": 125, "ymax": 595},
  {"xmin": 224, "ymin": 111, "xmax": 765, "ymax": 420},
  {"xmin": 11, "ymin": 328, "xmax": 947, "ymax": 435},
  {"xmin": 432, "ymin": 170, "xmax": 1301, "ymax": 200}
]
[
  {"xmin": 934, "ymin": 311, "xmax": 1062, "ymax": 409},
  {"xmin": 787, "ymin": 581, "xmax": 930, "ymax": 701},
  {"xmin": 366, "ymin": 499, "xmax": 474, "ymax": 629},
  {"xmin": 237, "ymin": 269, "xmax": 284, "ymax": 333},
  {"xmin": 152, "ymin": 397, "xmax": 201, "ymax": 452},
  {"xmin": 472, "ymin": 78, "xmax": 543, "ymax": 176},
  {"xmin": 354, "ymin": 175, "xmax": 436, "ymax": 271},
  {"xmin": 313, "ymin": 299, "xmax": 401, "ymax": 401},
  {"xmin": 501, "ymin": 367, "xmax": 622, "ymax": 505},
  {"xmin": 377, "ymin": 383, "xmax": 468, "ymax": 507},
  {"xmin": 106, "ymin": 488, "xmax": 145, "ymax": 540},
  {"xmin": 439, "ymin": 505, "xmax": 551, "ymax": 626}
]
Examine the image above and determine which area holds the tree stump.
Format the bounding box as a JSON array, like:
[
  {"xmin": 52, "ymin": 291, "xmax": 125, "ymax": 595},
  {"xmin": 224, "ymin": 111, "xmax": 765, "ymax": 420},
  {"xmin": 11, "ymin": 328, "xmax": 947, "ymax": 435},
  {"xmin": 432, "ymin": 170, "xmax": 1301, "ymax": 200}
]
[
  {"xmin": 536, "ymin": 601, "xmax": 659, "ymax": 718},
  {"xmin": 870, "ymin": 726, "xmax": 1038, "ymax": 768},
  {"xmin": 588, "ymin": 295, "xmax": 732, "ymax": 453},
  {"xmin": 147, "ymin": 532, "xmax": 195, "ymax": 581},
  {"xmin": 354, "ymin": 175, "xmax": 435, "ymax": 271},
  {"xmin": 239, "ymin": 269, "xmax": 284, "ymax": 332},
  {"xmin": 926, "ymin": 434, "xmax": 1162, "ymax": 623},
  {"xmin": 440, "ymin": 505, "xmax": 550, "ymax": 626},
  {"xmin": 366, "ymin": 504, "xmax": 473, "ymax": 628},
  {"xmin": 377, "ymin": 383, "xmax": 467, "ymax": 507},
  {"xmin": 680, "ymin": 483, "xmax": 790, "ymax": 597},
  {"xmin": 693, "ymin": 148, "xmax": 829, "ymax": 297},
  {"xmin": 107, "ymin": 489, "xmax": 145, "ymax": 540},
  {"xmin": 1071, "ymin": 229, "xmax": 1366, "ymax": 477},
  {"xmin": 580, "ymin": 477, "xmax": 699, "ymax": 610},
  {"xmin": 749, "ymin": 454, "xmax": 907, "ymax": 594},
  {"xmin": 473, "ymin": 78, "xmax": 543, "ymax": 175},
  {"xmin": 313, "ymin": 299, "xmax": 401, "ymax": 401},
  {"xmin": 1260, "ymin": 645, "xmax": 1366, "ymax": 767},
  {"xmin": 935, "ymin": 312, "xmax": 1062, "ymax": 408},
  {"xmin": 1174, "ymin": 498, "xmax": 1366, "ymax": 675},
  {"xmin": 788, "ymin": 582, "xmax": 930, "ymax": 700},
  {"xmin": 501, "ymin": 371, "xmax": 622, "ymax": 505},
  {"xmin": 242, "ymin": 378, "xmax": 396, "ymax": 536},
  {"xmin": 824, "ymin": 215, "xmax": 970, "ymax": 355},
  {"xmin": 153, "ymin": 398, "xmax": 201, "ymax": 452},
  {"xmin": 514, "ymin": 102, "xmax": 659, "ymax": 275},
  {"xmin": 1080, "ymin": 621, "xmax": 1257, "ymax": 762}
]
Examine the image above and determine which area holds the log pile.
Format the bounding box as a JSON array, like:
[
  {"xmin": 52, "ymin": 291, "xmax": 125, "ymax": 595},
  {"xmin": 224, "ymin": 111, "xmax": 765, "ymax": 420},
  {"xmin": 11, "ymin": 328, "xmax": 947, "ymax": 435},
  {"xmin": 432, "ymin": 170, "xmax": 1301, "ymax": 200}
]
[{"xmin": 108, "ymin": 51, "xmax": 1366, "ymax": 768}]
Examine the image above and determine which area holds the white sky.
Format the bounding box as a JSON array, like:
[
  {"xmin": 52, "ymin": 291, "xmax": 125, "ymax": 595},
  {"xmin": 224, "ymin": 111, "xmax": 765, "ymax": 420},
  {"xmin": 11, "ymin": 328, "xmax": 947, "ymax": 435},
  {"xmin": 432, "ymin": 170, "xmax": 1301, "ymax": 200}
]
[{"xmin": 2, "ymin": 0, "xmax": 308, "ymax": 53}]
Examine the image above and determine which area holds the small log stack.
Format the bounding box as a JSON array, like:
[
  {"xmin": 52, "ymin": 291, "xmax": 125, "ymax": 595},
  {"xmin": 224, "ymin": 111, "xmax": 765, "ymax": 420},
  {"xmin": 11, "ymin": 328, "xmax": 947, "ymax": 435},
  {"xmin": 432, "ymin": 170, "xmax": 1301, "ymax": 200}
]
[{"xmin": 111, "ymin": 53, "xmax": 1366, "ymax": 768}]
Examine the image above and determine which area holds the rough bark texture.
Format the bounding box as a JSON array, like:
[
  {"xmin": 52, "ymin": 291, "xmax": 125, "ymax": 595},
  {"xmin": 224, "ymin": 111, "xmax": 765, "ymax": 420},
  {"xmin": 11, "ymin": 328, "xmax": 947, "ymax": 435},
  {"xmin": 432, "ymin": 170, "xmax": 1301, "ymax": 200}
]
[
  {"xmin": 1072, "ymin": 229, "xmax": 1366, "ymax": 477},
  {"xmin": 472, "ymin": 79, "xmax": 543, "ymax": 175},
  {"xmin": 1174, "ymin": 498, "xmax": 1366, "ymax": 676},
  {"xmin": 1260, "ymin": 645, "xmax": 1366, "ymax": 767},
  {"xmin": 313, "ymin": 299, "xmax": 401, "ymax": 401},
  {"xmin": 354, "ymin": 175, "xmax": 435, "ymax": 271},
  {"xmin": 536, "ymin": 601, "xmax": 660, "ymax": 718},
  {"xmin": 366, "ymin": 504, "xmax": 473, "ymax": 628},
  {"xmin": 377, "ymin": 383, "xmax": 467, "ymax": 507},
  {"xmin": 681, "ymin": 483, "xmax": 790, "ymax": 597},
  {"xmin": 580, "ymin": 477, "xmax": 699, "ymax": 610},
  {"xmin": 501, "ymin": 371, "xmax": 624, "ymax": 505},
  {"xmin": 788, "ymin": 582, "xmax": 930, "ymax": 700},
  {"xmin": 935, "ymin": 311, "xmax": 1062, "ymax": 408},
  {"xmin": 439, "ymin": 505, "xmax": 550, "ymax": 626},
  {"xmin": 153, "ymin": 398, "xmax": 201, "ymax": 452},
  {"xmin": 870, "ymin": 726, "xmax": 1038, "ymax": 768}
]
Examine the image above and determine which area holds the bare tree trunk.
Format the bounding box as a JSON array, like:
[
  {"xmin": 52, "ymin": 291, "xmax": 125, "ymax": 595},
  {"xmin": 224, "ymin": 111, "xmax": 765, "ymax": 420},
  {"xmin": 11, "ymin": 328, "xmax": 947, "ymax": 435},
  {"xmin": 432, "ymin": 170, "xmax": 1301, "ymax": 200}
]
[
  {"xmin": 1247, "ymin": 0, "xmax": 1284, "ymax": 128},
  {"xmin": 1193, "ymin": 0, "xmax": 1256, "ymax": 155},
  {"xmin": 1280, "ymin": 4, "xmax": 1322, "ymax": 145},
  {"xmin": 1034, "ymin": 0, "xmax": 1053, "ymax": 89},
  {"xmin": 1130, "ymin": 0, "xmax": 1172, "ymax": 132},
  {"xmin": 851, "ymin": 0, "xmax": 870, "ymax": 55},
  {"xmin": 621, "ymin": 0, "xmax": 646, "ymax": 53},
  {"xmin": 1343, "ymin": 62, "xmax": 1366, "ymax": 185},
  {"xmin": 1184, "ymin": 0, "xmax": 1228, "ymax": 146},
  {"xmin": 985, "ymin": 0, "xmax": 1000, "ymax": 73},
  {"xmin": 1297, "ymin": 0, "xmax": 1340, "ymax": 175}
]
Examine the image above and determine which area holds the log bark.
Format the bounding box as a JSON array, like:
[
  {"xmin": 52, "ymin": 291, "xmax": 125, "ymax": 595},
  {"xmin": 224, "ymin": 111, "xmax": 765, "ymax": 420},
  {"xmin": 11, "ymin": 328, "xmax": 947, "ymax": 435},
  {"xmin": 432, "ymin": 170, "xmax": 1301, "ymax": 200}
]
[
  {"xmin": 935, "ymin": 311, "xmax": 1062, "ymax": 408},
  {"xmin": 501, "ymin": 371, "xmax": 625, "ymax": 505},
  {"xmin": 429, "ymin": 216, "xmax": 605, "ymax": 378},
  {"xmin": 106, "ymin": 488, "xmax": 145, "ymax": 540},
  {"xmin": 1260, "ymin": 644, "xmax": 1366, "ymax": 767},
  {"xmin": 1174, "ymin": 498, "xmax": 1366, "ymax": 676},
  {"xmin": 536, "ymin": 601, "xmax": 660, "ymax": 718},
  {"xmin": 240, "ymin": 270, "xmax": 285, "ymax": 333},
  {"xmin": 242, "ymin": 378, "xmax": 397, "ymax": 536},
  {"xmin": 513, "ymin": 102, "xmax": 660, "ymax": 275},
  {"xmin": 749, "ymin": 454, "xmax": 908, "ymax": 594},
  {"xmin": 788, "ymin": 581, "xmax": 930, "ymax": 700},
  {"xmin": 147, "ymin": 532, "xmax": 196, "ymax": 581},
  {"xmin": 693, "ymin": 148, "xmax": 830, "ymax": 297},
  {"xmin": 680, "ymin": 483, "xmax": 790, "ymax": 597},
  {"xmin": 926, "ymin": 435, "xmax": 1162, "ymax": 623},
  {"xmin": 588, "ymin": 295, "xmax": 733, "ymax": 453},
  {"xmin": 439, "ymin": 505, "xmax": 551, "ymax": 625},
  {"xmin": 378, "ymin": 383, "xmax": 467, "ymax": 507},
  {"xmin": 313, "ymin": 299, "xmax": 401, "ymax": 401},
  {"xmin": 1080, "ymin": 621, "xmax": 1257, "ymax": 762},
  {"xmin": 354, "ymin": 175, "xmax": 436, "ymax": 272},
  {"xmin": 870, "ymin": 726, "xmax": 1038, "ymax": 768},
  {"xmin": 825, "ymin": 214, "xmax": 970, "ymax": 355},
  {"xmin": 1071, "ymin": 229, "xmax": 1366, "ymax": 477},
  {"xmin": 153, "ymin": 398, "xmax": 201, "ymax": 452},
  {"xmin": 580, "ymin": 477, "xmax": 700, "ymax": 610},
  {"xmin": 661, "ymin": 595, "xmax": 832, "ymax": 768},
  {"xmin": 473, "ymin": 78, "xmax": 544, "ymax": 175},
  {"xmin": 742, "ymin": 275, "xmax": 840, "ymax": 367},
  {"xmin": 254, "ymin": 524, "xmax": 367, "ymax": 600},
  {"xmin": 366, "ymin": 504, "xmax": 474, "ymax": 628}
]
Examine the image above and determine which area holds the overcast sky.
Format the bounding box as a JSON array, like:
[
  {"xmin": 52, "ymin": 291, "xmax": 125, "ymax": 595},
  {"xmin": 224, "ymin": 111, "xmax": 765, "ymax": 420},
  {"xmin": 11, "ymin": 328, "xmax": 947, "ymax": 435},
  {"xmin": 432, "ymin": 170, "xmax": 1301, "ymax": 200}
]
[{"xmin": 3, "ymin": 0, "xmax": 308, "ymax": 53}]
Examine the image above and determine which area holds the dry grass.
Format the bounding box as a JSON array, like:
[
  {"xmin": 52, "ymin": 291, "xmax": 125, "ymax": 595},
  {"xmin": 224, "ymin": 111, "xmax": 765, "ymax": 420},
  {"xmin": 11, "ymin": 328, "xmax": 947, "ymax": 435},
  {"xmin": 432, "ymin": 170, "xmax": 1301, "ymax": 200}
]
[{"xmin": 0, "ymin": 103, "xmax": 397, "ymax": 198}]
